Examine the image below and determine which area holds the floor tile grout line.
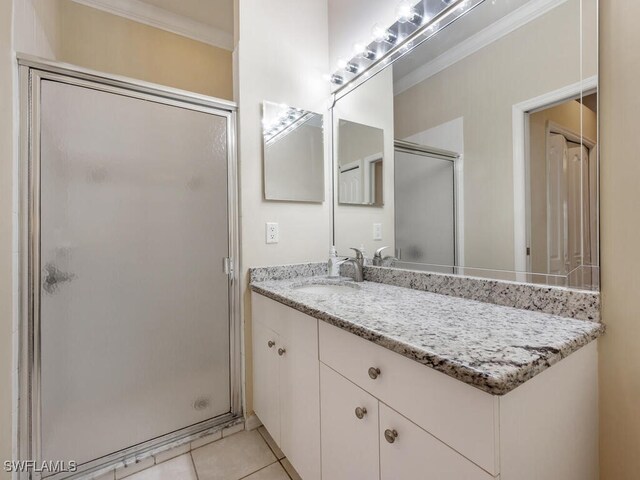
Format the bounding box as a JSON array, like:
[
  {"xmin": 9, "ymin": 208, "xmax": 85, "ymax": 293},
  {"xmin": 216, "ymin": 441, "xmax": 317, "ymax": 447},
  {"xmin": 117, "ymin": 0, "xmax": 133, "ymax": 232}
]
[
  {"xmin": 189, "ymin": 451, "xmax": 201, "ymax": 480},
  {"xmin": 236, "ymin": 460, "xmax": 280, "ymax": 480}
]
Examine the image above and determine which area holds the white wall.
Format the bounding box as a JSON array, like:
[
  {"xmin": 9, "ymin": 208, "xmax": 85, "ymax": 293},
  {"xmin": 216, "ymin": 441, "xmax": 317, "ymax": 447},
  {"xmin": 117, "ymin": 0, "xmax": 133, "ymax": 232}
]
[
  {"xmin": 236, "ymin": 0, "xmax": 331, "ymax": 413},
  {"xmin": 333, "ymin": 67, "xmax": 395, "ymax": 257}
]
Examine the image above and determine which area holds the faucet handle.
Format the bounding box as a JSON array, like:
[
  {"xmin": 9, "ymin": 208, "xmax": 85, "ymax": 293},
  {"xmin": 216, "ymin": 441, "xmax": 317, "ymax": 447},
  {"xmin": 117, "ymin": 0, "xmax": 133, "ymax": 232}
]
[
  {"xmin": 374, "ymin": 246, "xmax": 390, "ymax": 259},
  {"xmin": 350, "ymin": 247, "xmax": 365, "ymax": 260}
]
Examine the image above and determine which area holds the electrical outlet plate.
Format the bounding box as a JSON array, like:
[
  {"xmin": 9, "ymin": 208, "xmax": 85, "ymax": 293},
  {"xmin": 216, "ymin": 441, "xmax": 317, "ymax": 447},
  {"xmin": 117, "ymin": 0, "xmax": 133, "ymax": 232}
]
[
  {"xmin": 373, "ymin": 223, "xmax": 383, "ymax": 241},
  {"xmin": 266, "ymin": 222, "xmax": 279, "ymax": 244}
]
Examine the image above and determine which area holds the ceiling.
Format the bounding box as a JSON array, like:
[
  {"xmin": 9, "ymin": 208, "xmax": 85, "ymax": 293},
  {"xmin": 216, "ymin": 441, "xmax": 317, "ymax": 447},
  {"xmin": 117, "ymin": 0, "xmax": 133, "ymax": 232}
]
[{"xmin": 139, "ymin": 0, "xmax": 234, "ymax": 35}]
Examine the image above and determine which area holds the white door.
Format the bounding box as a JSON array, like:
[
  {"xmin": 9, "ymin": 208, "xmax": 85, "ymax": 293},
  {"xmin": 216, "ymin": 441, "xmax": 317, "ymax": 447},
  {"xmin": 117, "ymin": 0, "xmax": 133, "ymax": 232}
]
[
  {"xmin": 252, "ymin": 320, "xmax": 281, "ymax": 443},
  {"xmin": 547, "ymin": 133, "xmax": 592, "ymax": 286},
  {"xmin": 39, "ymin": 79, "xmax": 232, "ymax": 466},
  {"xmin": 379, "ymin": 404, "xmax": 493, "ymax": 480},
  {"xmin": 320, "ymin": 364, "xmax": 380, "ymax": 480},
  {"xmin": 547, "ymin": 133, "xmax": 568, "ymax": 275},
  {"xmin": 339, "ymin": 161, "xmax": 363, "ymax": 204}
]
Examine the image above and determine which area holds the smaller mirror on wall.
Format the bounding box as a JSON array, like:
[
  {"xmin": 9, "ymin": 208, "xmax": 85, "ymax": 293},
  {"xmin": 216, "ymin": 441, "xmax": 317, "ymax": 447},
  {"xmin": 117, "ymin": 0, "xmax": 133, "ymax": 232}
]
[{"xmin": 262, "ymin": 101, "xmax": 324, "ymax": 202}]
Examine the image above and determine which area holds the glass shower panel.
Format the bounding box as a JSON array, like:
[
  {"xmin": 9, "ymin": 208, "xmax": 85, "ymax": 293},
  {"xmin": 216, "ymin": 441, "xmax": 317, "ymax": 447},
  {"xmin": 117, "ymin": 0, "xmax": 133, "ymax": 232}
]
[{"xmin": 39, "ymin": 80, "xmax": 231, "ymax": 466}]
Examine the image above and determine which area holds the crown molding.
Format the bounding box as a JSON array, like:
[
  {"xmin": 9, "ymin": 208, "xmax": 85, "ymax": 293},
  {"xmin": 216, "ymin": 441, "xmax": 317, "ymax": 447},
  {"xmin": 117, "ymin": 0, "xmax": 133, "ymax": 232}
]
[
  {"xmin": 71, "ymin": 0, "xmax": 234, "ymax": 51},
  {"xmin": 394, "ymin": 0, "xmax": 568, "ymax": 95}
]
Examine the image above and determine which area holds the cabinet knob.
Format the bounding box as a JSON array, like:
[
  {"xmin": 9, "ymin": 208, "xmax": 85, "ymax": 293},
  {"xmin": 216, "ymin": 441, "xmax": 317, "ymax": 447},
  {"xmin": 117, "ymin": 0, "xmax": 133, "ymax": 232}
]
[
  {"xmin": 354, "ymin": 407, "xmax": 367, "ymax": 419},
  {"xmin": 267, "ymin": 340, "xmax": 275, "ymax": 348},
  {"xmin": 384, "ymin": 429, "xmax": 398, "ymax": 444},
  {"xmin": 368, "ymin": 367, "xmax": 381, "ymax": 379},
  {"xmin": 278, "ymin": 347, "xmax": 286, "ymax": 356}
]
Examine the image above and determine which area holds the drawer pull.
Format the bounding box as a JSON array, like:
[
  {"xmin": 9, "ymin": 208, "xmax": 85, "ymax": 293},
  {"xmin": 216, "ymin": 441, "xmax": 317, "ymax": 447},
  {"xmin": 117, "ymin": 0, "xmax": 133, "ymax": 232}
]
[
  {"xmin": 384, "ymin": 429, "xmax": 398, "ymax": 444},
  {"xmin": 267, "ymin": 340, "xmax": 275, "ymax": 348},
  {"xmin": 278, "ymin": 347, "xmax": 286, "ymax": 356},
  {"xmin": 354, "ymin": 407, "xmax": 367, "ymax": 419},
  {"xmin": 368, "ymin": 367, "xmax": 381, "ymax": 379}
]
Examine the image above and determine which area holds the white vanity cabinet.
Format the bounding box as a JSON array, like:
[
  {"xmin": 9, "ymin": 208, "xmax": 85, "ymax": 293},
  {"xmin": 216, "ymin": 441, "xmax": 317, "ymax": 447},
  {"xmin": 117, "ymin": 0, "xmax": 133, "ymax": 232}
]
[
  {"xmin": 251, "ymin": 294, "xmax": 321, "ymax": 480},
  {"xmin": 252, "ymin": 292, "xmax": 599, "ymax": 480}
]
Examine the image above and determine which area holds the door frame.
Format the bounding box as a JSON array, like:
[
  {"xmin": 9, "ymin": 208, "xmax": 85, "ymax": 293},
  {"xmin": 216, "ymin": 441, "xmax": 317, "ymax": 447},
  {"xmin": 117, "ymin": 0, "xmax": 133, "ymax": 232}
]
[
  {"xmin": 17, "ymin": 55, "xmax": 242, "ymax": 480},
  {"xmin": 511, "ymin": 75, "xmax": 598, "ymax": 276}
]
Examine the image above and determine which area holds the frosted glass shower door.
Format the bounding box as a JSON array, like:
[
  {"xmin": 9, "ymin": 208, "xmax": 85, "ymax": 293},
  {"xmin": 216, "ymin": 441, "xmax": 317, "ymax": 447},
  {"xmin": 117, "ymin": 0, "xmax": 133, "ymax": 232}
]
[
  {"xmin": 39, "ymin": 80, "xmax": 231, "ymax": 466},
  {"xmin": 394, "ymin": 150, "xmax": 455, "ymax": 266}
]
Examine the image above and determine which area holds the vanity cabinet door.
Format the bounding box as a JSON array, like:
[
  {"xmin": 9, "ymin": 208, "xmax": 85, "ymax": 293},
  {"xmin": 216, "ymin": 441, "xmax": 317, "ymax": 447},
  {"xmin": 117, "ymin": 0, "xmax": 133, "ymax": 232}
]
[
  {"xmin": 320, "ymin": 363, "xmax": 380, "ymax": 480},
  {"xmin": 379, "ymin": 404, "xmax": 494, "ymax": 480},
  {"xmin": 252, "ymin": 318, "xmax": 281, "ymax": 443},
  {"xmin": 279, "ymin": 307, "xmax": 321, "ymax": 480}
]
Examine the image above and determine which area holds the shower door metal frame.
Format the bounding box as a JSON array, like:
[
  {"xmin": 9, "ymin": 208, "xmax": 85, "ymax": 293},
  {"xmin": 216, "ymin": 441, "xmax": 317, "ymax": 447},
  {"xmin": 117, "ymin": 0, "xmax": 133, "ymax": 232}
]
[{"xmin": 17, "ymin": 55, "xmax": 242, "ymax": 480}]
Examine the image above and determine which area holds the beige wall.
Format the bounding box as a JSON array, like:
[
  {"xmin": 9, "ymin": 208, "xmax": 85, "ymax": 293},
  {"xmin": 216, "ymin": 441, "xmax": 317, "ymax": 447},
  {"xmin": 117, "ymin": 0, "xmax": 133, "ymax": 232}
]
[
  {"xmin": 0, "ymin": 0, "xmax": 13, "ymax": 476},
  {"xmin": 14, "ymin": 0, "xmax": 233, "ymax": 99},
  {"xmin": 237, "ymin": 0, "xmax": 331, "ymax": 414},
  {"xmin": 394, "ymin": 0, "xmax": 592, "ymax": 271},
  {"xmin": 599, "ymin": 1, "xmax": 640, "ymax": 478}
]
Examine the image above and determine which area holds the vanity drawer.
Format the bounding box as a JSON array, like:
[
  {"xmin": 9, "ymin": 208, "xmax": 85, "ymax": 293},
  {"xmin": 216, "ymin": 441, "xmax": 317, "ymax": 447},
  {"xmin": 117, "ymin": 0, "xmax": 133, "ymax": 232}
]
[{"xmin": 318, "ymin": 321, "xmax": 500, "ymax": 476}]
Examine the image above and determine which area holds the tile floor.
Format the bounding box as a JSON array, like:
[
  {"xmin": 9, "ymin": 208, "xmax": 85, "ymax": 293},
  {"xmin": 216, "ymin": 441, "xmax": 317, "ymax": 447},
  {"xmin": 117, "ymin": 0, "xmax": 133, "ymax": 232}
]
[{"xmin": 121, "ymin": 427, "xmax": 301, "ymax": 480}]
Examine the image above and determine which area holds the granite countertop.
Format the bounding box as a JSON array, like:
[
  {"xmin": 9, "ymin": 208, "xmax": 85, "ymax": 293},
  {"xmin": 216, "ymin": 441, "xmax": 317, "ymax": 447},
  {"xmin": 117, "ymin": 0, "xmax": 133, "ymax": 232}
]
[{"xmin": 250, "ymin": 275, "xmax": 604, "ymax": 395}]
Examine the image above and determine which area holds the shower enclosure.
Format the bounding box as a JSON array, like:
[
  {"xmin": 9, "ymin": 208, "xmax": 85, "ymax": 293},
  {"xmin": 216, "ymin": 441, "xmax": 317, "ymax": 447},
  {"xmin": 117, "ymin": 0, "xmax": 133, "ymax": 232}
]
[{"xmin": 18, "ymin": 57, "xmax": 241, "ymax": 479}]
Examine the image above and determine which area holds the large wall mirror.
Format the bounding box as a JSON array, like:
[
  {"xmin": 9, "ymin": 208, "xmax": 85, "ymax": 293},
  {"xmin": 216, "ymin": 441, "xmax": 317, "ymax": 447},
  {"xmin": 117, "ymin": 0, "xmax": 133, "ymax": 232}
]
[{"xmin": 332, "ymin": 0, "xmax": 598, "ymax": 290}]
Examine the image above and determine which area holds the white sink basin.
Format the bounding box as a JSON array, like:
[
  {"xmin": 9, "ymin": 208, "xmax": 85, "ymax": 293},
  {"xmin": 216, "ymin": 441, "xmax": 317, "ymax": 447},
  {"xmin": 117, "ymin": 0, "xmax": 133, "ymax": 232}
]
[{"xmin": 294, "ymin": 283, "xmax": 359, "ymax": 295}]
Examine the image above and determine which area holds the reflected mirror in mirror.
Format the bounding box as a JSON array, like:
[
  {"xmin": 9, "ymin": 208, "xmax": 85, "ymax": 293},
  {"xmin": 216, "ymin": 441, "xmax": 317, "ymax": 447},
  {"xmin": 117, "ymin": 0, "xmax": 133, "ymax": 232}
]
[
  {"xmin": 337, "ymin": 119, "xmax": 384, "ymax": 206},
  {"xmin": 332, "ymin": 0, "xmax": 598, "ymax": 290},
  {"xmin": 262, "ymin": 101, "xmax": 324, "ymax": 202}
]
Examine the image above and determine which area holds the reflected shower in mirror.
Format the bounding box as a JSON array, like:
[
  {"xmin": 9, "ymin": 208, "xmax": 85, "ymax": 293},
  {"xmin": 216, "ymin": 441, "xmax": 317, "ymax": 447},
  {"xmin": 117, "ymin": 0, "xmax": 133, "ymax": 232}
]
[
  {"xmin": 337, "ymin": 119, "xmax": 384, "ymax": 206},
  {"xmin": 262, "ymin": 101, "xmax": 324, "ymax": 202},
  {"xmin": 332, "ymin": 0, "xmax": 598, "ymax": 290}
]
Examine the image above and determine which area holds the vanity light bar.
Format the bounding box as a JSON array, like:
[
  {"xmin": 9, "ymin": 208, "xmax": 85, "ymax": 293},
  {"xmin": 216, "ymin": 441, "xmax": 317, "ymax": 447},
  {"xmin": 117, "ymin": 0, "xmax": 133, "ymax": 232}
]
[{"xmin": 326, "ymin": 0, "xmax": 486, "ymax": 90}]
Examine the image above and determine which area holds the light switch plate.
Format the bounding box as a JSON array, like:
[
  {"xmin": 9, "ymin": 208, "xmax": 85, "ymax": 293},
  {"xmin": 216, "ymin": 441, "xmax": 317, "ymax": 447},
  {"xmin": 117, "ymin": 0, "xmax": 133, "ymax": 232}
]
[
  {"xmin": 373, "ymin": 223, "xmax": 383, "ymax": 241},
  {"xmin": 266, "ymin": 222, "xmax": 279, "ymax": 244}
]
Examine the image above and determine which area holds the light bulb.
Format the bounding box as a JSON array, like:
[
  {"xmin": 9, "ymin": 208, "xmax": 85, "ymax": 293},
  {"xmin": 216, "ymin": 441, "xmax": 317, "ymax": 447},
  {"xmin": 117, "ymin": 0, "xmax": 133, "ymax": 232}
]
[
  {"xmin": 371, "ymin": 23, "xmax": 396, "ymax": 44},
  {"xmin": 353, "ymin": 42, "xmax": 366, "ymax": 55},
  {"xmin": 396, "ymin": 1, "xmax": 421, "ymax": 25},
  {"xmin": 353, "ymin": 42, "xmax": 376, "ymax": 60},
  {"xmin": 330, "ymin": 73, "xmax": 344, "ymax": 85},
  {"xmin": 336, "ymin": 58, "xmax": 348, "ymax": 70}
]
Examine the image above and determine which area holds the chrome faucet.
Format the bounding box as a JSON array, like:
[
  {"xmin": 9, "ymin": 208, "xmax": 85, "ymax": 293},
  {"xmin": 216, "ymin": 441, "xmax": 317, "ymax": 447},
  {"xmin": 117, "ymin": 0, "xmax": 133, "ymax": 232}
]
[
  {"xmin": 344, "ymin": 247, "xmax": 365, "ymax": 282},
  {"xmin": 373, "ymin": 247, "xmax": 396, "ymax": 267}
]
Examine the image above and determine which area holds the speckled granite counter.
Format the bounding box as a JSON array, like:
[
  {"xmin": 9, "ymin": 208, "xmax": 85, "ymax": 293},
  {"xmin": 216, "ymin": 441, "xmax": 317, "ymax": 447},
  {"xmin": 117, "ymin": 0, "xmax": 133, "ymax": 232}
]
[{"xmin": 250, "ymin": 274, "xmax": 604, "ymax": 395}]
